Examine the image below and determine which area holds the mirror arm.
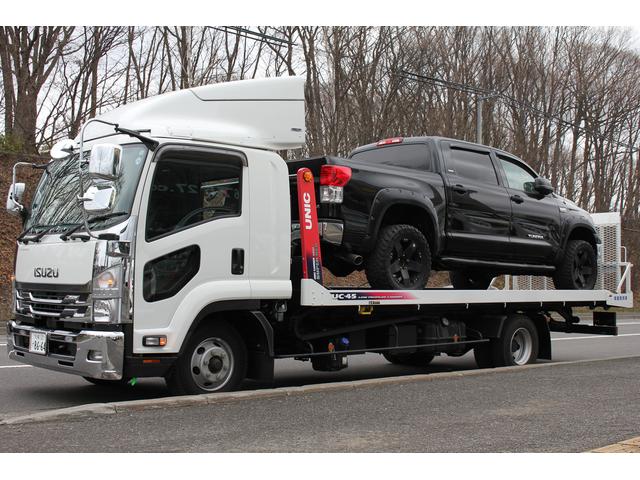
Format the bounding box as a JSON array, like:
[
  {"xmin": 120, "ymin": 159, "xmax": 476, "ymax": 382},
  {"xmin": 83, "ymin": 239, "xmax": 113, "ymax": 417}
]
[{"xmin": 78, "ymin": 118, "xmax": 119, "ymax": 240}]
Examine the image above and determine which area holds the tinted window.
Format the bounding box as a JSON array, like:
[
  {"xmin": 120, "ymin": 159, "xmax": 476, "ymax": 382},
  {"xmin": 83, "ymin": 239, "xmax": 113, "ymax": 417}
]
[
  {"xmin": 446, "ymin": 147, "xmax": 498, "ymax": 185},
  {"xmin": 499, "ymin": 156, "xmax": 537, "ymax": 193},
  {"xmin": 350, "ymin": 144, "xmax": 433, "ymax": 171},
  {"xmin": 143, "ymin": 245, "xmax": 200, "ymax": 302},
  {"xmin": 146, "ymin": 153, "xmax": 243, "ymax": 240}
]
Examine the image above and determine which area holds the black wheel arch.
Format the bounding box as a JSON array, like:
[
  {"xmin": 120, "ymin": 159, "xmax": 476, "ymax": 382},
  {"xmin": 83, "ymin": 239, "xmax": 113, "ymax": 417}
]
[
  {"xmin": 365, "ymin": 188, "xmax": 442, "ymax": 256},
  {"xmin": 560, "ymin": 222, "xmax": 599, "ymax": 259},
  {"xmin": 178, "ymin": 300, "xmax": 274, "ymax": 382}
]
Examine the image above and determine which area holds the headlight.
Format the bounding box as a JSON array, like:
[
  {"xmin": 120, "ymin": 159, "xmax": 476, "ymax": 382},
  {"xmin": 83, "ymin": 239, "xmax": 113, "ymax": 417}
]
[{"xmin": 93, "ymin": 265, "xmax": 122, "ymax": 297}]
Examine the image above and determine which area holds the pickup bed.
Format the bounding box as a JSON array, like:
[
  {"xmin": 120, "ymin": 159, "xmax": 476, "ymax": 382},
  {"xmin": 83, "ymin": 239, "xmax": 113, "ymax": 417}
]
[{"xmin": 289, "ymin": 136, "xmax": 600, "ymax": 291}]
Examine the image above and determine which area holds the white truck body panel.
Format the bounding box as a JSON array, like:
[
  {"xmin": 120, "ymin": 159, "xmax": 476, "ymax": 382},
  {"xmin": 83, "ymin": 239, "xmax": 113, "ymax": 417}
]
[
  {"xmin": 132, "ymin": 142, "xmax": 292, "ymax": 354},
  {"xmin": 15, "ymin": 239, "xmax": 95, "ymax": 285},
  {"xmin": 79, "ymin": 76, "xmax": 306, "ymax": 151}
]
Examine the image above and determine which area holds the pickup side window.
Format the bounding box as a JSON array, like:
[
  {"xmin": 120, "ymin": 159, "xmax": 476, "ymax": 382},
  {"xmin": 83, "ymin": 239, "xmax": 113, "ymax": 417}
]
[
  {"xmin": 350, "ymin": 144, "xmax": 433, "ymax": 172},
  {"xmin": 146, "ymin": 153, "xmax": 243, "ymax": 241},
  {"xmin": 498, "ymin": 155, "xmax": 537, "ymax": 193},
  {"xmin": 445, "ymin": 146, "xmax": 498, "ymax": 185}
]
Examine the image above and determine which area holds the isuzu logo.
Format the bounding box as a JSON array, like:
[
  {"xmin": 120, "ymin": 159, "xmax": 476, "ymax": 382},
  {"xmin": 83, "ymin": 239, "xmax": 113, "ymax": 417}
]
[{"xmin": 34, "ymin": 267, "xmax": 59, "ymax": 278}]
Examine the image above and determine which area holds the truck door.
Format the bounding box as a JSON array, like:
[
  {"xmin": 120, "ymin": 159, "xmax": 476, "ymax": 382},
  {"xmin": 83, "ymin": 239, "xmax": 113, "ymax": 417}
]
[
  {"xmin": 132, "ymin": 146, "xmax": 249, "ymax": 353},
  {"xmin": 495, "ymin": 154, "xmax": 561, "ymax": 263},
  {"xmin": 441, "ymin": 142, "xmax": 512, "ymax": 259}
]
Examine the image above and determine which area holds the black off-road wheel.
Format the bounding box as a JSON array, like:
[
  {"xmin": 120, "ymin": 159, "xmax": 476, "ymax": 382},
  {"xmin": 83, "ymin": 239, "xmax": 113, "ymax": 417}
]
[
  {"xmin": 365, "ymin": 224, "xmax": 431, "ymax": 290},
  {"xmin": 165, "ymin": 322, "xmax": 247, "ymax": 395},
  {"xmin": 383, "ymin": 351, "xmax": 435, "ymax": 366},
  {"xmin": 449, "ymin": 270, "xmax": 494, "ymax": 290},
  {"xmin": 553, "ymin": 239, "xmax": 598, "ymax": 290}
]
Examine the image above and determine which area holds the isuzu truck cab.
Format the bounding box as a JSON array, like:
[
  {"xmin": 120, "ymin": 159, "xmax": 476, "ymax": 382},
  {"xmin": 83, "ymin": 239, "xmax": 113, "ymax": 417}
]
[{"xmin": 5, "ymin": 77, "xmax": 633, "ymax": 395}]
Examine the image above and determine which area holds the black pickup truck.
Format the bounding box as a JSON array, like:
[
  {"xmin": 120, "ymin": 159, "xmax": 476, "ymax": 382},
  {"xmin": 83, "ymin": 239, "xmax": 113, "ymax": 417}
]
[{"xmin": 288, "ymin": 136, "xmax": 600, "ymax": 290}]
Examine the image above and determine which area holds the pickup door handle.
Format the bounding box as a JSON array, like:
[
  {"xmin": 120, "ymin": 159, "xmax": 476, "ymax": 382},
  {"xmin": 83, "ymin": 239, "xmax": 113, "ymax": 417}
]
[
  {"xmin": 452, "ymin": 184, "xmax": 468, "ymax": 195},
  {"xmin": 510, "ymin": 195, "xmax": 524, "ymax": 204}
]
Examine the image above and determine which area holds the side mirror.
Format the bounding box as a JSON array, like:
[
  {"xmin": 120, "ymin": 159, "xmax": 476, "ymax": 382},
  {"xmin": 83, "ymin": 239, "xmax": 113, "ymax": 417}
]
[
  {"xmin": 50, "ymin": 138, "xmax": 77, "ymax": 160},
  {"xmin": 534, "ymin": 177, "xmax": 554, "ymax": 195},
  {"xmin": 6, "ymin": 182, "xmax": 25, "ymax": 216},
  {"xmin": 82, "ymin": 184, "xmax": 116, "ymax": 213},
  {"xmin": 88, "ymin": 144, "xmax": 122, "ymax": 179}
]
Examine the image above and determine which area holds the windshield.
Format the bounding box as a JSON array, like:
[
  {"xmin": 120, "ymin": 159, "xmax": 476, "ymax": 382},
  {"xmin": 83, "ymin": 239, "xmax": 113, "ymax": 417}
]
[{"xmin": 24, "ymin": 143, "xmax": 148, "ymax": 233}]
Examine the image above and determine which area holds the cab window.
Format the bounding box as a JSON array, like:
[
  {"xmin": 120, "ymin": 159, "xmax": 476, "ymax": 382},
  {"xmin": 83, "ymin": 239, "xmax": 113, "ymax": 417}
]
[{"xmin": 146, "ymin": 151, "xmax": 243, "ymax": 241}]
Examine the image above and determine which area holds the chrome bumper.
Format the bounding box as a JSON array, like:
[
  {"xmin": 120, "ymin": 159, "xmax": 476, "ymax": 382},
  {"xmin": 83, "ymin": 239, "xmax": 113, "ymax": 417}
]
[{"xmin": 7, "ymin": 321, "xmax": 124, "ymax": 380}]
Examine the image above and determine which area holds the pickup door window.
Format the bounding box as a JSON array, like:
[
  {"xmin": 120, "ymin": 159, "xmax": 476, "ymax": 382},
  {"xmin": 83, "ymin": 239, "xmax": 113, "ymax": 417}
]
[
  {"xmin": 443, "ymin": 145, "xmax": 512, "ymax": 260},
  {"xmin": 497, "ymin": 155, "xmax": 561, "ymax": 263}
]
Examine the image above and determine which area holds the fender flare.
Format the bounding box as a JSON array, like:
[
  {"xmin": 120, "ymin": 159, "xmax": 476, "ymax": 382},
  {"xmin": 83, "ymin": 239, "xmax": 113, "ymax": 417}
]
[{"xmin": 366, "ymin": 188, "xmax": 442, "ymax": 254}]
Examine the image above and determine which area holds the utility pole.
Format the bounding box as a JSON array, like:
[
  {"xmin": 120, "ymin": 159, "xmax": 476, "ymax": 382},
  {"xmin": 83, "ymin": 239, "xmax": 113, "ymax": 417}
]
[{"xmin": 476, "ymin": 93, "xmax": 499, "ymax": 145}]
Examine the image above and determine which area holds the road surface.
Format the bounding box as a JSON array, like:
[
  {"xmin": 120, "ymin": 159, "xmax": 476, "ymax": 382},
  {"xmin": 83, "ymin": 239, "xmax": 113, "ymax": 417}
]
[{"xmin": 0, "ymin": 315, "xmax": 638, "ymax": 418}]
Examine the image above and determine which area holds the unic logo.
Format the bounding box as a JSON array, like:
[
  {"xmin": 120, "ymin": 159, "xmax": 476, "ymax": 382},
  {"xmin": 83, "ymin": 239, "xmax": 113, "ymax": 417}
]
[
  {"xmin": 34, "ymin": 267, "xmax": 59, "ymax": 278},
  {"xmin": 302, "ymin": 192, "xmax": 313, "ymax": 230}
]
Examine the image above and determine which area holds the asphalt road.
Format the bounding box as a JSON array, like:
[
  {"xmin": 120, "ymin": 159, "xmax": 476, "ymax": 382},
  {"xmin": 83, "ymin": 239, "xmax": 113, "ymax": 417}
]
[
  {"xmin": 1, "ymin": 315, "xmax": 639, "ymax": 418},
  {"xmin": 1, "ymin": 356, "xmax": 639, "ymax": 452}
]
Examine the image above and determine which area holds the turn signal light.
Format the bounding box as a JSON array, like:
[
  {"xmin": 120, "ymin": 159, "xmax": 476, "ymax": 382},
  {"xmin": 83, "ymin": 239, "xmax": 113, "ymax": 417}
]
[{"xmin": 143, "ymin": 336, "xmax": 167, "ymax": 347}]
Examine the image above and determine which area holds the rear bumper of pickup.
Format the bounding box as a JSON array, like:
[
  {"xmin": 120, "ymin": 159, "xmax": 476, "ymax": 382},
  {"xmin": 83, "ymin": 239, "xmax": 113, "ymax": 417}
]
[{"xmin": 6, "ymin": 320, "xmax": 124, "ymax": 380}]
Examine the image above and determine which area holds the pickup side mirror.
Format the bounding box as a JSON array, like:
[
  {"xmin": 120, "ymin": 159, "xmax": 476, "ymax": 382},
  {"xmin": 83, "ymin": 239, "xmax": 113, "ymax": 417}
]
[
  {"xmin": 89, "ymin": 144, "xmax": 122, "ymax": 179},
  {"xmin": 6, "ymin": 182, "xmax": 25, "ymax": 216},
  {"xmin": 534, "ymin": 177, "xmax": 554, "ymax": 195},
  {"xmin": 81, "ymin": 184, "xmax": 116, "ymax": 213}
]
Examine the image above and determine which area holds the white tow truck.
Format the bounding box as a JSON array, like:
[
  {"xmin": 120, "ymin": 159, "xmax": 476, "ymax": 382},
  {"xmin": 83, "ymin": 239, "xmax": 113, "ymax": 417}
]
[{"xmin": 5, "ymin": 76, "xmax": 634, "ymax": 394}]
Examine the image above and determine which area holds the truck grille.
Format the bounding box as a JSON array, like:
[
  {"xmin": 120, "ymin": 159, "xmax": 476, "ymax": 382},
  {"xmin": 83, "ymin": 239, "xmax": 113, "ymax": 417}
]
[{"xmin": 16, "ymin": 289, "xmax": 91, "ymax": 321}]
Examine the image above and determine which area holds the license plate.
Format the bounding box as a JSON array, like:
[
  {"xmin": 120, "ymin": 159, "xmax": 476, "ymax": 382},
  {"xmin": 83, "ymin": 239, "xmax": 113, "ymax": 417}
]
[{"xmin": 29, "ymin": 331, "xmax": 47, "ymax": 355}]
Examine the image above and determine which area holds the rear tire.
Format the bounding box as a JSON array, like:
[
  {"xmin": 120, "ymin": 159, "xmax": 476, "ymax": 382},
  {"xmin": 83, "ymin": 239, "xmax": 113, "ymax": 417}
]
[
  {"xmin": 473, "ymin": 344, "xmax": 494, "ymax": 369},
  {"xmin": 165, "ymin": 322, "xmax": 247, "ymax": 395},
  {"xmin": 553, "ymin": 239, "xmax": 598, "ymax": 290},
  {"xmin": 449, "ymin": 270, "xmax": 494, "ymax": 290},
  {"xmin": 491, "ymin": 315, "xmax": 539, "ymax": 367},
  {"xmin": 365, "ymin": 224, "xmax": 431, "ymax": 290},
  {"xmin": 383, "ymin": 351, "xmax": 435, "ymax": 366}
]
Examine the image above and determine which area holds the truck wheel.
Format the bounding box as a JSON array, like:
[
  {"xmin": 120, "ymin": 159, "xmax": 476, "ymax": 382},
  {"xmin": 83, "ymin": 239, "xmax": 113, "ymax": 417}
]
[
  {"xmin": 553, "ymin": 239, "xmax": 597, "ymax": 290},
  {"xmin": 492, "ymin": 315, "xmax": 539, "ymax": 367},
  {"xmin": 473, "ymin": 344, "xmax": 494, "ymax": 369},
  {"xmin": 383, "ymin": 351, "xmax": 435, "ymax": 366},
  {"xmin": 166, "ymin": 322, "xmax": 247, "ymax": 395},
  {"xmin": 83, "ymin": 377, "xmax": 132, "ymax": 387},
  {"xmin": 365, "ymin": 224, "xmax": 431, "ymax": 289},
  {"xmin": 449, "ymin": 270, "xmax": 493, "ymax": 289}
]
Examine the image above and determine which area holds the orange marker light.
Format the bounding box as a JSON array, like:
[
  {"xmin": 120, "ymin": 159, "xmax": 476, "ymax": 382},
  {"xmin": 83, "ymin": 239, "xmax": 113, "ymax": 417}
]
[{"xmin": 303, "ymin": 170, "xmax": 314, "ymax": 183}]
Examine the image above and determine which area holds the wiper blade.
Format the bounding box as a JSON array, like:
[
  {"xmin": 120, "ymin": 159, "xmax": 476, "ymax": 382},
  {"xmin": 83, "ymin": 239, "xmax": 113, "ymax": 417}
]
[
  {"xmin": 21, "ymin": 226, "xmax": 54, "ymax": 244},
  {"xmin": 60, "ymin": 211, "xmax": 128, "ymax": 241},
  {"xmin": 115, "ymin": 126, "xmax": 159, "ymax": 151}
]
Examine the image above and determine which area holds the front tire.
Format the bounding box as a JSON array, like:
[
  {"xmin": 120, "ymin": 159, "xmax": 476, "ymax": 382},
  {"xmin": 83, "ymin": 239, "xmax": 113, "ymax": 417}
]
[
  {"xmin": 166, "ymin": 322, "xmax": 247, "ymax": 395},
  {"xmin": 365, "ymin": 224, "xmax": 431, "ymax": 290},
  {"xmin": 553, "ymin": 239, "xmax": 598, "ymax": 290}
]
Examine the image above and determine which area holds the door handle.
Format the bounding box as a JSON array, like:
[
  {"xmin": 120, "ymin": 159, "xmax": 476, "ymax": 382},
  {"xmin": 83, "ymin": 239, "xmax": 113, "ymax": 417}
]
[
  {"xmin": 510, "ymin": 195, "xmax": 524, "ymax": 204},
  {"xmin": 453, "ymin": 184, "xmax": 468, "ymax": 195},
  {"xmin": 231, "ymin": 248, "xmax": 245, "ymax": 275}
]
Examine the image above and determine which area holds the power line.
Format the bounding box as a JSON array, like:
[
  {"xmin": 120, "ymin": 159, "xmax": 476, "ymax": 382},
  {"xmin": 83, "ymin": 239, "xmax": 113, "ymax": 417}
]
[{"xmin": 399, "ymin": 69, "xmax": 640, "ymax": 154}]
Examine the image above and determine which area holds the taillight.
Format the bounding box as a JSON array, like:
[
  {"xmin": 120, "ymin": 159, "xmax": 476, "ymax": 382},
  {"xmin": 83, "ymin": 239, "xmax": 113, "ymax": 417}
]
[
  {"xmin": 377, "ymin": 137, "xmax": 403, "ymax": 146},
  {"xmin": 320, "ymin": 165, "xmax": 351, "ymax": 204}
]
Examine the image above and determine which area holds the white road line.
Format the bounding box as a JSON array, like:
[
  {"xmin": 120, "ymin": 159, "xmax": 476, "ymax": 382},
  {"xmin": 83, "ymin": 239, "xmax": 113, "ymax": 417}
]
[
  {"xmin": 0, "ymin": 343, "xmax": 6, "ymax": 346},
  {"xmin": 552, "ymin": 333, "xmax": 640, "ymax": 341},
  {"xmin": 0, "ymin": 365, "xmax": 32, "ymax": 369},
  {"xmin": 617, "ymin": 322, "xmax": 640, "ymax": 326}
]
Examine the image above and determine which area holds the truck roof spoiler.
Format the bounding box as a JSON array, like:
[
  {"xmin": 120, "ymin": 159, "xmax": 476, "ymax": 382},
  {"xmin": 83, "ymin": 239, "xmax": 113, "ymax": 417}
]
[{"xmin": 78, "ymin": 76, "xmax": 306, "ymax": 151}]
